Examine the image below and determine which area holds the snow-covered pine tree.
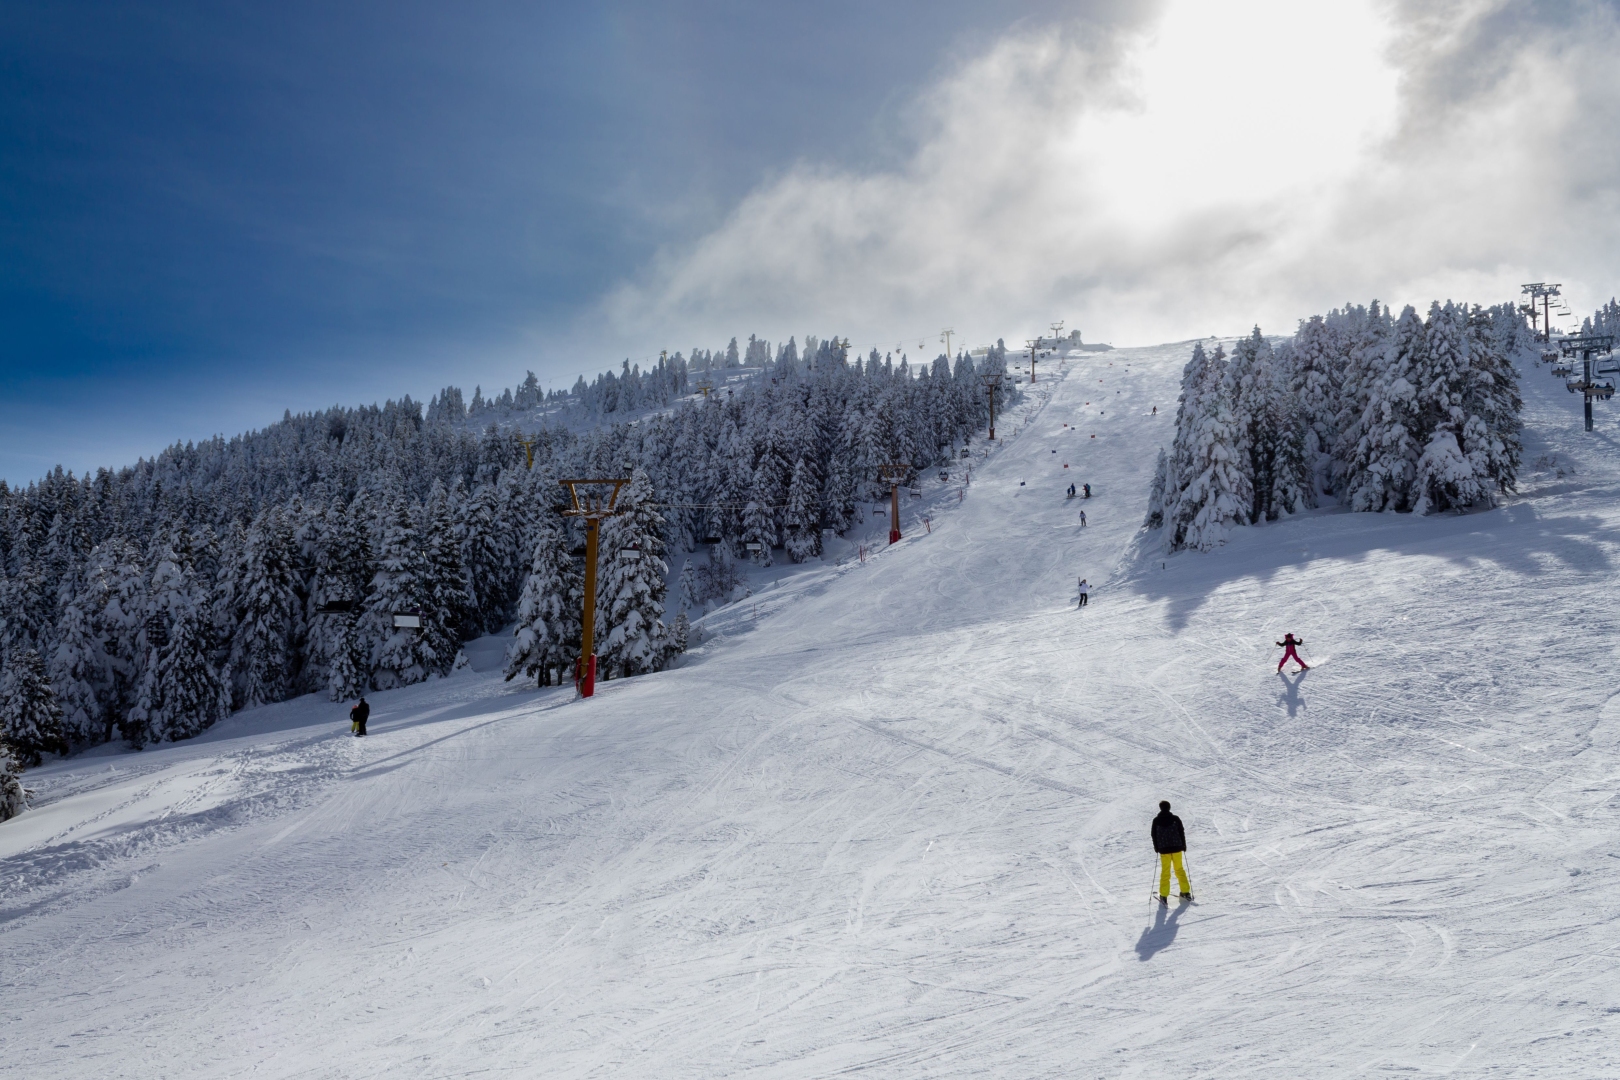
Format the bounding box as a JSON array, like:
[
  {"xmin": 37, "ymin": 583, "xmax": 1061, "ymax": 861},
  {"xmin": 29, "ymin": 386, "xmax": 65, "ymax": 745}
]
[
  {"xmin": 1412, "ymin": 302, "xmax": 1484, "ymax": 515},
  {"xmin": 227, "ymin": 505, "xmax": 303, "ymax": 709},
  {"xmin": 595, "ymin": 469, "xmax": 673, "ymax": 679},
  {"xmin": 1462, "ymin": 304, "xmax": 1523, "ymax": 501},
  {"xmin": 419, "ymin": 481, "xmax": 475, "ymax": 672},
  {"xmin": 366, "ymin": 495, "xmax": 435, "ymax": 689},
  {"xmin": 1267, "ymin": 378, "xmax": 1315, "ymax": 518},
  {"xmin": 1343, "ymin": 304, "xmax": 1421, "ymax": 512},
  {"xmin": 458, "ymin": 482, "xmax": 515, "ymax": 634},
  {"xmin": 0, "ymin": 647, "xmax": 67, "ymax": 765},
  {"xmin": 95, "ymin": 537, "xmax": 146, "ymax": 731},
  {"xmin": 677, "ymin": 558, "xmax": 697, "ymax": 616},
  {"xmin": 783, "ymin": 457, "xmax": 822, "ymax": 561},
  {"xmin": 1143, "ymin": 448, "xmax": 1169, "ymax": 530},
  {"xmin": 313, "ymin": 497, "xmax": 374, "ymax": 701},
  {"xmin": 1225, "ymin": 327, "xmax": 1275, "ymax": 522},
  {"xmin": 49, "ymin": 575, "xmax": 108, "ymax": 745},
  {"xmin": 127, "ymin": 533, "xmax": 230, "ymax": 747},
  {"xmin": 504, "ymin": 510, "xmax": 581, "ymax": 687},
  {"xmin": 1170, "ymin": 349, "xmax": 1250, "ymax": 552},
  {"xmin": 1291, "ymin": 314, "xmax": 1339, "ymax": 493},
  {"xmin": 1161, "ymin": 340, "xmax": 1213, "ymax": 530},
  {"xmin": 0, "ymin": 741, "xmax": 26, "ymax": 821}
]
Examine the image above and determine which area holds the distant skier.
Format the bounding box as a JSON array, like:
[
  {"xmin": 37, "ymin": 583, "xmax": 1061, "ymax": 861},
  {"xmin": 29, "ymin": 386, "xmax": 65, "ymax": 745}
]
[
  {"xmin": 1276, "ymin": 633, "xmax": 1308, "ymax": 672},
  {"xmin": 1067, "ymin": 483, "xmax": 1076, "ymax": 497},
  {"xmin": 1151, "ymin": 405, "xmax": 1157, "ymax": 415},
  {"xmin": 1152, "ymin": 800, "xmax": 1193, "ymax": 903},
  {"xmin": 350, "ymin": 697, "xmax": 370, "ymax": 737},
  {"xmin": 1079, "ymin": 510, "xmax": 1087, "ymax": 527},
  {"xmin": 1077, "ymin": 578, "xmax": 1089, "ymax": 607},
  {"xmin": 1083, "ymin": 483, "xmax": 1091, "ymax": 498}
]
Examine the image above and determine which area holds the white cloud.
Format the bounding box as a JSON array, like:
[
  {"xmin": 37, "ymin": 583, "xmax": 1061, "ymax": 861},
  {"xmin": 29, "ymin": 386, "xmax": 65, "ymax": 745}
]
[{"xmin": 601, "ymin": 0, "xmax": 1620, "ymax": 353}]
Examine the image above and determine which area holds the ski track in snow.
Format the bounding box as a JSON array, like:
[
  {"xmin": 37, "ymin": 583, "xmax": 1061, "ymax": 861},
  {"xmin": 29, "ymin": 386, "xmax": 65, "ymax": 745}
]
[{"xmin": 4, "ymin": 349, "xmax": 1620, "ymax": 1077}]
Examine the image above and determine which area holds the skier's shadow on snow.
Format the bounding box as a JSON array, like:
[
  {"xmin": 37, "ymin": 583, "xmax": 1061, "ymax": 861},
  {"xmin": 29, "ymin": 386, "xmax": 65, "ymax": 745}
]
[
  {"xmin": 1135, "ymin": 900, "xmax": 1187, "ymax": 961},
  {"xmin": 1276, "ymin": 669, "xmax": 1308, "ymax": 718}
]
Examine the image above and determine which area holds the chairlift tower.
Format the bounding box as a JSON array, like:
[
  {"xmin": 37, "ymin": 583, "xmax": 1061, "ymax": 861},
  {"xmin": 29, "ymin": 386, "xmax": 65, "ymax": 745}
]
[
  {"xmin": 1557, "ymin": 334, "xmax": 1617, "ymax": 431},
  {"xmin": 940, "ymin": 328, "xmax": 955, "ymax": 360},
  {"xmin": 1049, "ymin": 321, "xmax": 1064, "ymax": 350},
  {"xmin": 516, "ymin": 437, "xmax": 539, "ymax": 470},
  {"xmin": 980, "ymin": 371, "xmax": 1002, "ymax": 440},
  {"xmin": 877, "ymin": 464, "xmax": 910, "ymax": 544},
  {"xmin": 559, "ymin": 477, "xmax": 632, "ymax": 697},
  {"xmin": 1522, "ymin": 283, "xmax": 1562, "ymax": 342},
  {"xmin": 1025, "ymin": 339, "xmax": 1040, "ymax": 383}
]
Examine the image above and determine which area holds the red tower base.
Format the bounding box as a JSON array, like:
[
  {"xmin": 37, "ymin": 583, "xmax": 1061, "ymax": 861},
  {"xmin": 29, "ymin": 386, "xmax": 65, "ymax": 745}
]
[
  {"xmin": 889, "ymin": 529, "xmax": 902, "ymax": 544},
  {"xmin": 577, "ymin": 654, "xmax": 598, "ymax": 697}
]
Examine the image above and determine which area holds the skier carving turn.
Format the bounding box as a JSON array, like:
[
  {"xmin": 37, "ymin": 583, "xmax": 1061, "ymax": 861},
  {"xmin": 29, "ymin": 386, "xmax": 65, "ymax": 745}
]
[{"xmin": 1276, "ymin": 633, "xmax": 1308, "ymax": 672}]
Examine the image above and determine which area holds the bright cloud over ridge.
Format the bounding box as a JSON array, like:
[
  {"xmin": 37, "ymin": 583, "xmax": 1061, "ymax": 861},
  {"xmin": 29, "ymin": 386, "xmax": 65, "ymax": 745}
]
[{"xmin": 604, "ymin": 0, "xmax": 1620, "ymax": 352}]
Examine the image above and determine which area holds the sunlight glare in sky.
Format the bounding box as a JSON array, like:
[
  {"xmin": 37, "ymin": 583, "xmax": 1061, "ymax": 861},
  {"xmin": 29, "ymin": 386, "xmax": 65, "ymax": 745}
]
[{"xmin": 1076, "ymin": 0, "xmax": 1399, "ymax": 224}]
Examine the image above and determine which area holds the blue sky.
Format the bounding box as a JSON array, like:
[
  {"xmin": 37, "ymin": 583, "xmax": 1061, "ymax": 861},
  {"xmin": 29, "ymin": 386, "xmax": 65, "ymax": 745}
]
[
  {"xmin": 0, "ymin": 0, "xmax": 1078, "ymax": 481},
  {"xmin": 5, "ymin": 0, "xmax": 1618, "ymax": 483}
]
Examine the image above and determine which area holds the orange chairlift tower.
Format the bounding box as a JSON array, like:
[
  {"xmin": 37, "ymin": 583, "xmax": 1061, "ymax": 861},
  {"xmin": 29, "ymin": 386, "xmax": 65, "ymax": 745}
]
[
  {"xmin": 558, "ymin": 476, "xmax": 632, "ymax": 697},
  {"xmin": 877, "ymin": 463, "xmax": 910, "ymax": 544}
]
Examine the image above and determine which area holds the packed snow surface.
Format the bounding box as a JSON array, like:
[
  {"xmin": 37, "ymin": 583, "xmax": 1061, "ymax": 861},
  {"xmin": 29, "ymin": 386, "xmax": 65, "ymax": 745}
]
[{"xmin": 5, "ymin": 342, "xmax": 1620, "ymax": 1077}]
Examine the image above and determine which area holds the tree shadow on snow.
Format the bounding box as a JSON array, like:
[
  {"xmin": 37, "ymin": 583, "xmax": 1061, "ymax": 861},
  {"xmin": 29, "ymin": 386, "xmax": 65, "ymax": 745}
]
[
  {"xmin": 1276, "ymin": 669, "xmax": 1307, "ymax": 718},
  {"xmin": 1134, "ymin": 899, "xmax": 1188, "ymax": 960},
  {"xmin": 1125, "ymin": 499, "xmax": 1620, "ymax": 632}
]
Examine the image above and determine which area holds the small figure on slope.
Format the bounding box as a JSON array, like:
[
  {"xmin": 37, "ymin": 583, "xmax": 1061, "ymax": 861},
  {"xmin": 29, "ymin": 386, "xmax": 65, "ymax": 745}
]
[
  {"xmin": 1067, "ymin": 483, "xmax": 1076, "ymax": 498},
  {"xmin": 350, "ymin": 696, "xmax": 370, "ymax": 737},
  {"xmin": 1079, "ymin": 510, "xmax": 1087, "ymax": 528},
  {"xmin": 1083, "ymin": 483, "xmax": 1091, "ymax": 498},
  {"xmin": 1152, "ymin": 800, "xmax": 1193, "ymax": 903},
  {"xmin": 1077, "ymin": 578, "xmax": 1089, "ymax": 607},
  {"xmin": 1276, "ymin": 633, "xmax": 1308, "ymax": 672}
]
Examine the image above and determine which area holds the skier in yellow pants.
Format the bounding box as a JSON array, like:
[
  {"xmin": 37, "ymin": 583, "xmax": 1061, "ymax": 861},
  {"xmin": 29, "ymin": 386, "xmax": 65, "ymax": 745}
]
[{"xmin": 1152, "ymin": 800, "xmax": 1193, "ymax": 903}]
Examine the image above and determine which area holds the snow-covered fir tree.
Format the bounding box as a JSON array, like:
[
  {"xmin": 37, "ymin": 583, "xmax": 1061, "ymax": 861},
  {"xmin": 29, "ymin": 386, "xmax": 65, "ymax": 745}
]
[
  {"xmin": 127, "ymin": 532, "xmax": 232, "ymax": 747},
  {"xmin": 1, "ymin": 647, "xmax": 67, "ymax": 765},
  {"xmin": 504, "ymin": 510, "xmax": 581, "ymax": 687},
  {"xmin": 1151, "ymin": 298, "xmax": 1528, "ymax": 549},
  {"xmin": 366, "ymin": 494, "xmax": 438, "ymax": 689},
  {"xmin": 419, "ymin": 481, "xmax": 475, "ymax": 670},
  {"xmin": 226, "ymin": 505, "xmax": 303, "ymax": 709},
  {"xmin": 0, "ymin": 328, "xmax": 1001, "ymax": 750},
  {"xmin": 783, "ymin": 457, "xmax": 822, "ymax": 562},
  {"xmin": 595, "ymin": 469, "xmax": 676, "ymax": 679},
  {"xmin": 0, "ymin": 742, "xmax": 26, "ymax": 822}
]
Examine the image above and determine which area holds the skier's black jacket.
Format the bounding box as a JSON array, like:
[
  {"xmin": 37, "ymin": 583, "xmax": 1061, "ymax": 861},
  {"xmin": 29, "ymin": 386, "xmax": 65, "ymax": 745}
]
[
  {"xmin": 351, "ymin": 700, "xmax": 370, "ymax": 724},
  {"xmin": 1151, "ymin": 810, "xmax": 1186, "ymax": 854}
]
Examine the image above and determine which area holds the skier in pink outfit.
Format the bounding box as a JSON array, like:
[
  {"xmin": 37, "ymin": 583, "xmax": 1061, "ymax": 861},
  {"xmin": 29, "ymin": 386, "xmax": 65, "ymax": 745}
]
[{"xmin": 1276, "ymin": 633, "xmax": 1308, "ymax": 672}]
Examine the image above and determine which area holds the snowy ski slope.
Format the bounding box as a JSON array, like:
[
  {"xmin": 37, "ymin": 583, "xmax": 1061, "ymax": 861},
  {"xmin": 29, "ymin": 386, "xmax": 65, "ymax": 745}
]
[{"xmin": 5, "ymin": 341, "xmax": 1620, "ymax": 1078}]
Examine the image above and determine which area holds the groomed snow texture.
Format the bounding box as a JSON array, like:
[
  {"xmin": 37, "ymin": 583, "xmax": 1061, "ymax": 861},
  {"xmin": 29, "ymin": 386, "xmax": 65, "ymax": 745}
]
[{"xmin": 4, "ymin": 342, "xmax": 1618, "ymax": 1077}]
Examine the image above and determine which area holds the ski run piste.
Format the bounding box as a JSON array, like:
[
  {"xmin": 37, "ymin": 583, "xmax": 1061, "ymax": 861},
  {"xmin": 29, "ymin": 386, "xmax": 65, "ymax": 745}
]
[{"xmin": 4, "ymin": 340, "xmax": 1619, "ymax": 1078}]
